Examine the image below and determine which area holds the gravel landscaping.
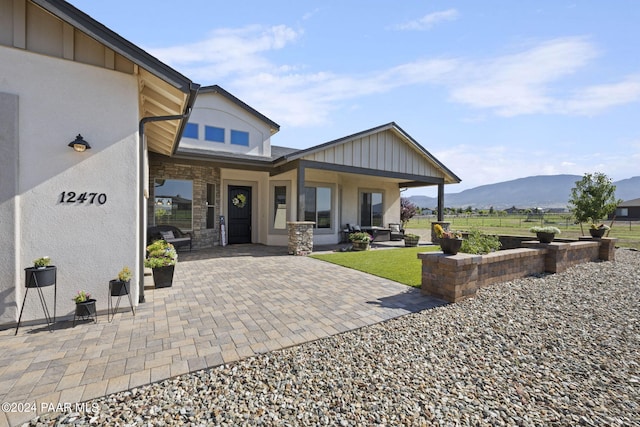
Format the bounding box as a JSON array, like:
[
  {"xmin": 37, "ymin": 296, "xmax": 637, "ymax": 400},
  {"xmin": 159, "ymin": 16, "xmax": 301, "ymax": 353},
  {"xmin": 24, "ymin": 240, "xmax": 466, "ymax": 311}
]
[{"xmin": 29, "ymin": 249, "xmax": 639, "ymax": 426}]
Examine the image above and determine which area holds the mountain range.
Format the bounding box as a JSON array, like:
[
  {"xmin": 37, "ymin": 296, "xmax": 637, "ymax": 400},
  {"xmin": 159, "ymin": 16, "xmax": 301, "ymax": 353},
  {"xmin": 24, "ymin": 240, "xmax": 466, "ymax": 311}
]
[{"xmin": 408, "ymin": 175, "xmax": 640, "ymax": 210}]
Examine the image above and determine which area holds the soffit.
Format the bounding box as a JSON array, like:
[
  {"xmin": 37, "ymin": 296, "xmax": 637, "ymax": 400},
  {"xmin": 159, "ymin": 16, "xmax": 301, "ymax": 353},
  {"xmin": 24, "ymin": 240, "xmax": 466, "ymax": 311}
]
[{"xmin": 138, "ymin": 68, "xmax": 189, "ymax": 155}]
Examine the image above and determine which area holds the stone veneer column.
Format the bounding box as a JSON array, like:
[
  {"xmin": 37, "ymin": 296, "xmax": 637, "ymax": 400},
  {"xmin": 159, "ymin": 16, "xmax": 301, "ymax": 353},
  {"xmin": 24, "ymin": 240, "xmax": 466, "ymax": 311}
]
[{"xmin": 287, "ymin": 222, "xmax": 315, "ymax": 255}]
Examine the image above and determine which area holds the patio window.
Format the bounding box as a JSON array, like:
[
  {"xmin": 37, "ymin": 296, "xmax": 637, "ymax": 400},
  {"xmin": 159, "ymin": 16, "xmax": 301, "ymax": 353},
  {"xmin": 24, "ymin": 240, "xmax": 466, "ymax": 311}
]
[
  {"xmin": 305, "ymin": 186, "xmax": 332, "ymax": 229},
  {"xmin": 360, "ymin": 191, "xmax": 383, "ymax": 227},
  {"xmin": 153, "ymin": 179, "xmax": 193, "ymax": 231}
]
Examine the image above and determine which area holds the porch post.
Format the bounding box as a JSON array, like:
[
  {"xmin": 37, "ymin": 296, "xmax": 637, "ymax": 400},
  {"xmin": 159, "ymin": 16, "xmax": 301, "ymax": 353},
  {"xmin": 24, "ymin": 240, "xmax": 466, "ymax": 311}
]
[
  {"xmin": 297, "ymin": 162, "xmax": 306, "ymax": 221},
  {"xmin": 437, "ymin": 183, "xmax": 444, "ymax": 221}
]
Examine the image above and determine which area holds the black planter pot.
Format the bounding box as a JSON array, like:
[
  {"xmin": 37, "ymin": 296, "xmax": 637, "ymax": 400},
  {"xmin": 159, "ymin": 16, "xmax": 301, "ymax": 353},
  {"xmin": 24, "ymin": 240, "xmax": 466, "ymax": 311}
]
[
  {"xmin": 536, "ymin": 232, "xmax": 556, "ymax": 244},
  {"xmin": 440, "ymin": 238, "xmax": 463, "ymax": 255},
  {"xmin": 153, "ymin": 265, "xmax": 175, "ymax": 288},
  {"xmin": 589, "ymin": 228, "xmax": 606, "ymax": 238},
  {"xmin": 109, "ymin": 280, "xmax": 130, "ymax": 296},
  {"xmin": 75, "ymin": 299, "xmax": 97, "ymax": 317},
  {"xmin": 25, "ymin": 266, "xmax": 56, "ymax": 288}
]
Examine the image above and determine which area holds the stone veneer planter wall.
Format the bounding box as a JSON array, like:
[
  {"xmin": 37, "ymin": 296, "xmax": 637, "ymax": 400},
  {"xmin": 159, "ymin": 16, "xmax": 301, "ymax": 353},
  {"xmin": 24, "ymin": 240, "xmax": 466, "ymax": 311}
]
[
  {"xmin": 287, "ymin": 222, "xmax": 315, "ymax": 256},
  {"xmin": 419, "ymin": 237, "xmax": 617, "ymax": 303}
]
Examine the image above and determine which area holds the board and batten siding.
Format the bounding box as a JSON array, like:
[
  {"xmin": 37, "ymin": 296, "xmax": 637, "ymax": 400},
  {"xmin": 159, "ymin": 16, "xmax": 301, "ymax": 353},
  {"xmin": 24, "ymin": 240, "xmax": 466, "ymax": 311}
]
[{"xmin": 301, "ymin": 130, "xmax": 443, "ymax": 178}]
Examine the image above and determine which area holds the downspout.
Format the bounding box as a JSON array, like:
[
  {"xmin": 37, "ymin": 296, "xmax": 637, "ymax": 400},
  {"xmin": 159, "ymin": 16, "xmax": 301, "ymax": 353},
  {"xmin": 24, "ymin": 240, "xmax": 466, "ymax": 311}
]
[{"xmin": 138, "ymin": 115, "xmax": 188, "ymax": 303}]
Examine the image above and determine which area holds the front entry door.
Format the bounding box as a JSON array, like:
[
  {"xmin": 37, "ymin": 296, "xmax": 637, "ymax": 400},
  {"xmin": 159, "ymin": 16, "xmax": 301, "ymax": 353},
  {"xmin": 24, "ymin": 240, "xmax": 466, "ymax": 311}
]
[{"xmin": 228, "ymin": 186, "xmax": 252, "ymax": 244}]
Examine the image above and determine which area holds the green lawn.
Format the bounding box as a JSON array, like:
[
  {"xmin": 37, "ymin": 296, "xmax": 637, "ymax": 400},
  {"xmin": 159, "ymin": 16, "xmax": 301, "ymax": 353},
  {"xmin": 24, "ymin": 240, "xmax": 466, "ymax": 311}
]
[{"xmin": 310, "ymin": 246, "xmax": 439, "ymax": 287}]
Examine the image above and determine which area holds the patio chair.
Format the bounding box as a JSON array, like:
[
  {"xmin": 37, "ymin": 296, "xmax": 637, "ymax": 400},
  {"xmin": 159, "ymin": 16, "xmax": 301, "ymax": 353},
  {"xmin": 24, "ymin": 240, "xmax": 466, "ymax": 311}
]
[{"xmin": 388, "ymin": 223, "xmax": 405, "ymax": 240}]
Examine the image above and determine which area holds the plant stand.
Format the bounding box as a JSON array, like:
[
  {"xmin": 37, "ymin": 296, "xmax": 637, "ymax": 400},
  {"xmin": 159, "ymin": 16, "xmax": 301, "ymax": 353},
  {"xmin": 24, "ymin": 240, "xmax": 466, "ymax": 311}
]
[
  {"xmin": 108, "ymin": 280, "xmax": 135, "ymax": 322},
  {"xmin": 15, "ymin": 266, "xmax": 57, "ymax": 335},
  {"xmin": 73, "ymin": 299, "xmax": 97, "ymax": 326}
]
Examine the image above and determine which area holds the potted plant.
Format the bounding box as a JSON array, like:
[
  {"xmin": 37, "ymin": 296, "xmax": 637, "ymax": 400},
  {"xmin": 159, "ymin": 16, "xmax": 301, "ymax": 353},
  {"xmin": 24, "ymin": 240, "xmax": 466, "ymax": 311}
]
[
  {"xmin": 529, "ymin": 226, "xmax": 561, "ymax": 243},
  {"xmin": 349, "ymin": 232, "xmax": 372, "ymax": 251},
  {"xmin": 433, "ymin": 223, "xmax": 463, "ymax": 255},
  {"xmin": 110, "ymin": 266, "xmax": 132, "ymax": 296},
  {"xmin": 589, "ymin": 223, "xmax": 610, "ymax": 238},
  {"xmin": 403, "ymin": 233, "xmax": 420, "ymax": 247},
  {"xmin": 145, "ymin": 240, "xmax": 178, "ymax": 288},
  {"xmin": 26, "ymin": 256, "xmax": 56, "ymax": 288},
  {"xmin": 72, "ymin": 290, "xmax": 96, "ymax": 322},
  {"xmin": 33, "ymin": 256, "xmax": 51, "ymax": 268}
]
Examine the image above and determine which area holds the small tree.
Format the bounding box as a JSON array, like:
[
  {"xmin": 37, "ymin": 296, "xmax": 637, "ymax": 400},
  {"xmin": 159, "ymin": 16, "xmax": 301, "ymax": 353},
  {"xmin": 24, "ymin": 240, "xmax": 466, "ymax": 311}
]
[
  {"xmin": 400, "ymin": 197, "xmax": 418, "ymax": 228},
  {"xmin": 568, "ymin": 172, "xmax": 621, "ymax": 235}
]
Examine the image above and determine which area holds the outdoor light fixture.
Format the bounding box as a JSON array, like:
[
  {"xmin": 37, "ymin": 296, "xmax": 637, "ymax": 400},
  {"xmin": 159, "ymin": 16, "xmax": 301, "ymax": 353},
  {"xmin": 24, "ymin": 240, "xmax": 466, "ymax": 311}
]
[{"xmin": 68, "ymin": 134, "xmax": 91, "ymax": 152}]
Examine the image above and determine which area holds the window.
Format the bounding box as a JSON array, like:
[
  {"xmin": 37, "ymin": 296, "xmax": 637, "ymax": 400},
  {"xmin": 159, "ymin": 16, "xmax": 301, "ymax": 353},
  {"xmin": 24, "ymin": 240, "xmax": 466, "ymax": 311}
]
[
  {"xmin": 206, "ymin": 183, "xmax": 216, "ymax": 229},
  {"xmin": 154, "ymin": 179, "xmax": 193, "ymax": 230},
  {"xmin": 617, "ymin": 208, "xmax": 628, "ymax": 217},
  {"xmin": 205, "ymin": 126, "xmax": 225, "ymax": 143},
  {"xmin": 360, "ymin": 191, "xmax": 383, "ymax": 227},
  {"xmin": 305, "ymin": 186, "xmax": 332, "ymax": 229},
  {"xmin": 183, "ymin": 123, "xmax": 198, "ymax": 139},
  {"xmin": 230, "ymin": 129, "xmax": 249, "ymax": 146},
  {"xmin": 273, "ymin": 186, "xmax": 287, "ymax": 230}
]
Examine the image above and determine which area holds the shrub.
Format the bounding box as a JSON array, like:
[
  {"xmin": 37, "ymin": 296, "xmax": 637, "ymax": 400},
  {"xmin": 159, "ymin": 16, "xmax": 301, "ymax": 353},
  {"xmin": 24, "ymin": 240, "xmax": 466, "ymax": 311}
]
[
  {"xmin": 529, "ymin": 226, "xmax": 561, "ymax": 234},
  {"xmin": 461, "ymin": 228, "xmax": 501, "ymax": 254}
]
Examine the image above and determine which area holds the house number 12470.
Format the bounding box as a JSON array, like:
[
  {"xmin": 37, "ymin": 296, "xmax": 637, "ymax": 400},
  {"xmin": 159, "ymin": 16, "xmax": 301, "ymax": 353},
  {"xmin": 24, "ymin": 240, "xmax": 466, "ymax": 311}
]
[{"xmin": 59, "ymin": 191, "xmax": 107, "ymax": 205}]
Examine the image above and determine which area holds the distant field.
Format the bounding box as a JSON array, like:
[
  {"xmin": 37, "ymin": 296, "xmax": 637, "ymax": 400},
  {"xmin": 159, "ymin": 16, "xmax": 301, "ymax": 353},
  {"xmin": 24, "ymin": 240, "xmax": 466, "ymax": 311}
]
[{"xmin": 407, "ymin": 214, "xmax": 640, "ymax": 250}]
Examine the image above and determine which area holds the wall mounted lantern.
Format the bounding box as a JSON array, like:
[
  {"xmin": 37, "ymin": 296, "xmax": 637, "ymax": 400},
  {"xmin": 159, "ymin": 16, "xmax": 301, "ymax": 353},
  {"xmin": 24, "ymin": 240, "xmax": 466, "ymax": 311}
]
[{"xmin": 68, "ymin": 134, "xmax": 91, "ymax": 152}]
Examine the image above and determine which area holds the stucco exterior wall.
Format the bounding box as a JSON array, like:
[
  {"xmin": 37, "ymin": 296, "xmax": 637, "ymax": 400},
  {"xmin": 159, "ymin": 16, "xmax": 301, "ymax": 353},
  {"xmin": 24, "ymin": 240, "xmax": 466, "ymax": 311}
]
[
  {"xmin": 0, "ymin": 46, "xmax": 140, "ymax": 325},
  {"xmin": 180, "ymin": 93, "xmax": 273, "ymax": 157}
]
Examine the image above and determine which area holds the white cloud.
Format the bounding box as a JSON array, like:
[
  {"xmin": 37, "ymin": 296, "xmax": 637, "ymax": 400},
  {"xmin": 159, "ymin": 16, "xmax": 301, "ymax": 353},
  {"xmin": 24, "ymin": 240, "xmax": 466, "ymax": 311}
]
[
  {"xmin": 149, "ymin": 24, "xmax": 302, "ymax": 81},
  {"xmin": 395, "ymin": 9, "xmax": 459, "ymax": 31},
  {"xmin": 150, "ymin": 26, "xmax": 639, "ymax": 130},
  {"xmin": 561, "ymin": 74, "xmax": 640, "ymax": 115},
  {"xmin": 448, "ymin": 37, "xmax": 598, "ymax": 116}
]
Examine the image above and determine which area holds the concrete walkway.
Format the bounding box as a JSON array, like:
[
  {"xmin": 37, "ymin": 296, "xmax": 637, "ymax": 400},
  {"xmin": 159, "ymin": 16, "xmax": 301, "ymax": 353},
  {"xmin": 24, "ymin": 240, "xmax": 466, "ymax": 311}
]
[{"xmin": 0, "ymin": 244, "xmax": 444, "ymax": 426}]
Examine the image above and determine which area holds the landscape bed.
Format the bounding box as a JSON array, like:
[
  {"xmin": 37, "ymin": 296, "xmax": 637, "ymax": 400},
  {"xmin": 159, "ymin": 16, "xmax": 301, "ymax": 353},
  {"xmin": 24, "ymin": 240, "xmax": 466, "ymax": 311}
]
[{"xmin": 419, "ymin": 237, "xmax": 617, "ymax": 302}]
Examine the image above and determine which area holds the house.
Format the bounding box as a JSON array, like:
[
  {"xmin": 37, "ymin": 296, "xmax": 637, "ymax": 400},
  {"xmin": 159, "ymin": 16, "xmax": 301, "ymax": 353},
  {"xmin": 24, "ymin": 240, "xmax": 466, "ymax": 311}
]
[
  {"xmin": 151, "ymin": 85, "xmax": 460, "ymax": 249},
  {"xmin": 611, "ymin": 198, "xmax": 640, "ymax": 220},
  {"xmin": 0, "ymin": 0, "xmax": 459, "ymax": 327}
]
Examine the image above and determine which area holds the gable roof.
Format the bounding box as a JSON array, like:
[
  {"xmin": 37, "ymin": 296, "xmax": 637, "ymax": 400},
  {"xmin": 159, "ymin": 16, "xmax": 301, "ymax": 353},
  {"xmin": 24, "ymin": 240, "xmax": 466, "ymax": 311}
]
[
  {"xmin": 30, "ymin": 0, "xmax": 200, "ymax": 155},
  {"xmin": 276, "ymin": 122, "xmax": 461, "ymax": 185},
  {"xmin": 619, "ymin": 198, "xmax": 640, "ymax": 207},
  {"xmin": 199, "ymin": 85, "xmax": 280, "ymax": 133},
  {"xmin": 175, "ymin": 122, "xmax": 460, "ymax": 188}
]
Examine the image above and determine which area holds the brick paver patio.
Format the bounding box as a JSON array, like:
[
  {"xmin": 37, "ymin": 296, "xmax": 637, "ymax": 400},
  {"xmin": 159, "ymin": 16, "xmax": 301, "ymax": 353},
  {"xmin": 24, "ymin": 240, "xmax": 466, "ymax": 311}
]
[{"xmin": 0, "ymin": 244, "xmax": 444, "ymax": 426}]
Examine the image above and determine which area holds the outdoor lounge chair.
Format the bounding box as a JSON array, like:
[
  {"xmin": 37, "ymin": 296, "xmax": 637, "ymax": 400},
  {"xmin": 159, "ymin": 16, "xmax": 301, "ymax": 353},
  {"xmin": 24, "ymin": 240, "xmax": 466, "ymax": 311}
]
[
  {"xmin": 147, "ymin": 225, "xmax": 192, "ymax": 251},
  {"xmin": 388, "ymin": 223, "xmax": 405, "ymax": 240}
]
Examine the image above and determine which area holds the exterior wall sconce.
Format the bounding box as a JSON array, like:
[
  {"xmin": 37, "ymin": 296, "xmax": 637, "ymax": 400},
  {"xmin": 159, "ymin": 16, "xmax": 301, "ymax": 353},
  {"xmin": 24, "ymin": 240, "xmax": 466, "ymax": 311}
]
[{"xmin": 68, "ymin": 134, "xmax": 91, "ymax": 152}]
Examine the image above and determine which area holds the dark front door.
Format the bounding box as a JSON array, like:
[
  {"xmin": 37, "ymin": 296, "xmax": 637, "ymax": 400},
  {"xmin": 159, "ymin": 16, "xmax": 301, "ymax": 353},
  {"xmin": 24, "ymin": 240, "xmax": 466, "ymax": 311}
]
[{"xmin": 228, "ymin": 186, "xmax": 252, "ymax": 244}]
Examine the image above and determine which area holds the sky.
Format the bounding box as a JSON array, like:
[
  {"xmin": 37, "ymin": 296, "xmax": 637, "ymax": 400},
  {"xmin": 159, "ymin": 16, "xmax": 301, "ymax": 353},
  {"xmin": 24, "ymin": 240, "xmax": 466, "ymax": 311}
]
[{"xmin": 70, "ymin": 1, "xmax": 640, "ymax": 197}]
